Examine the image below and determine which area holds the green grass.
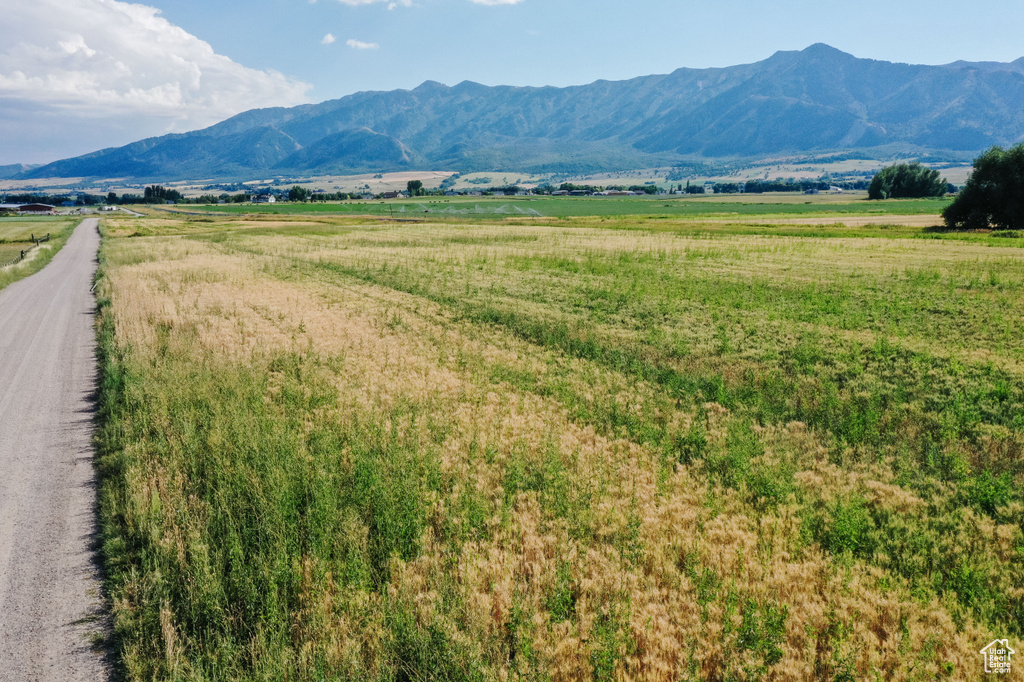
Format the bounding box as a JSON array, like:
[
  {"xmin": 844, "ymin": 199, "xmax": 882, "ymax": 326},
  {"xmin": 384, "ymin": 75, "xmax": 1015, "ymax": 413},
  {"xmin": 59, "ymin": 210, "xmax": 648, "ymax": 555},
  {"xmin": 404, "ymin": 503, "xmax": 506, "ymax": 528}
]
[
  {"xmin": 95, "ymin": 208, "xmax": 1024, "ymax": 680},
  {"xmin": 0, "ymin": 220, "xmax": 79, "ymax": 291},
  {"xmin": 0, "ymin": 217, "xmax": 77, "ymax": 242},
  {"xmin": 186, "ymin": 195, "xmax": 951, "ymax": 220}
]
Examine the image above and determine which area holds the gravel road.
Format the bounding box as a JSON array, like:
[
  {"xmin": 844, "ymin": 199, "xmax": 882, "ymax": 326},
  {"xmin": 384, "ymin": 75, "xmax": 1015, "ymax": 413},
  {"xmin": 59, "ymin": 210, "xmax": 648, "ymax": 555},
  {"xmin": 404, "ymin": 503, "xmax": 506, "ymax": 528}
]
[{"xmin": 0, "ymin": 219, "xmax": 109, "ymax": 680}]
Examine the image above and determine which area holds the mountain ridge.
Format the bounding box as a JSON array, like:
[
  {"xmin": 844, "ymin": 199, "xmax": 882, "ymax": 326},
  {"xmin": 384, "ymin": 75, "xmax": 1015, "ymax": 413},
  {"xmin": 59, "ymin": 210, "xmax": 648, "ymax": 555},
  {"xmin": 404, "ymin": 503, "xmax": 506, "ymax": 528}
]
[{"xmin": 19, "ymin": 44, "xmax": 1024, "ymax": 181}]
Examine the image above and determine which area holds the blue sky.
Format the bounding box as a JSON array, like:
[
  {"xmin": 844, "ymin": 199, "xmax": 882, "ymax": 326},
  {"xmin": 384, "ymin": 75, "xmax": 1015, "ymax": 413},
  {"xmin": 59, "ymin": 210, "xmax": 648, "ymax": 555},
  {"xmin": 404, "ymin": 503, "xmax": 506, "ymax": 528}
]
[
  {"xmin": 2, "ymin": 0, "xmax": 1023, "ymax": 165},
  {"xmin": 152, "ymin": 0, "xmax": 1024, "ymax": 97}
]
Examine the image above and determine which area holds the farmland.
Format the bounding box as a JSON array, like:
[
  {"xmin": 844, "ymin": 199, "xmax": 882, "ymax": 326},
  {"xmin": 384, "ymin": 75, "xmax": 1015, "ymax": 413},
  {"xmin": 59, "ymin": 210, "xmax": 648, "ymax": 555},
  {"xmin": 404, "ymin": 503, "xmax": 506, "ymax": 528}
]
[
  {"xmin": 0, "ymin": 216, "xmax": 80, "ymax": 289},
  {"xmin": 193, "ymin": 195, "xmax": 951, "ymax": 221},
  {"xmin": 95, "ymin": 202, "xmax": 1024, "ymax": 680}
]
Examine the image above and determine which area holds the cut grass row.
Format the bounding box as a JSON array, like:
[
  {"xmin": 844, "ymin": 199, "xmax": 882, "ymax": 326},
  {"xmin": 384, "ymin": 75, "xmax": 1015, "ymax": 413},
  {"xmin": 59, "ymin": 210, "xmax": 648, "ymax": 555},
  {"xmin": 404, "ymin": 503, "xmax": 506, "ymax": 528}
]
[{"xmin": 189, "ymin": 195, "xmax": 952, "ymax": 220}]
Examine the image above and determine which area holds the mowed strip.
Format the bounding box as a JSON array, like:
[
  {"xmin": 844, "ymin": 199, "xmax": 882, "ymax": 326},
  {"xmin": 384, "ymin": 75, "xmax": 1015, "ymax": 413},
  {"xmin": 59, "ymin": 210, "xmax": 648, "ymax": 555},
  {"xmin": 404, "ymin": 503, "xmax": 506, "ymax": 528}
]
[{"xmin": 0, "ymin": 219, "xmax": 108, "ymax": 680}]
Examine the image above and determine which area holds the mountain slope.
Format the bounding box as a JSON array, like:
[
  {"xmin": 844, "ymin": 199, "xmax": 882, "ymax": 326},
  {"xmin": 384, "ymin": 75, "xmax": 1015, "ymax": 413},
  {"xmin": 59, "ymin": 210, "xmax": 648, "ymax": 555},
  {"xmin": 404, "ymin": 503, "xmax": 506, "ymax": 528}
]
[{"xmin": 21, "ymin": 44, "xmax": 1024, "ymax": 180}]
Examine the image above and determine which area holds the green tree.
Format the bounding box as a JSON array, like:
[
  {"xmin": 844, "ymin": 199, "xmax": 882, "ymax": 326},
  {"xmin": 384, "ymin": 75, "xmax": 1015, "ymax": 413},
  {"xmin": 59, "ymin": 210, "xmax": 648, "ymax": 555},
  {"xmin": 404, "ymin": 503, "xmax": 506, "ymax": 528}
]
[
  {"xmin": 106, "ymin": 192, "xmax": 117, "ymax": 205},
  {"xmin": 868, "ymin": 163, "xmax": 946, "ymax": 200},
  {"xmin": 407, "ymin": 180, "xmax": 424, "ymax": 196},
  {"xmin": 943, "ymin": 145, "xmax": 1024, "ymax": 230},
  {"xmin": 288, "ymin": 186, "xmax": 309, "ymax": 202}
]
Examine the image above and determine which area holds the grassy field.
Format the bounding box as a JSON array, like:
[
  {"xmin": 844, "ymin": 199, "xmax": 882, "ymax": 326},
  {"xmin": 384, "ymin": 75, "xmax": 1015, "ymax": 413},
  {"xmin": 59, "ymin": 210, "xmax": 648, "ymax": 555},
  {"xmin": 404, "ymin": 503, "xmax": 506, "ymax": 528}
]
[
  {"xmin": 96, "ymin": 208, "xmax": 1024, "ymax": 681},
  {"xmin": 187, "ymin": 195, "xmax": 952, "ymax": 221},
  {"xmin": 0, "ymin": 216, "xmax": 77, "ymax": 242},
  {"xmin": 0, "ymin": 218, "xmax": 80, "ymax": 290}
]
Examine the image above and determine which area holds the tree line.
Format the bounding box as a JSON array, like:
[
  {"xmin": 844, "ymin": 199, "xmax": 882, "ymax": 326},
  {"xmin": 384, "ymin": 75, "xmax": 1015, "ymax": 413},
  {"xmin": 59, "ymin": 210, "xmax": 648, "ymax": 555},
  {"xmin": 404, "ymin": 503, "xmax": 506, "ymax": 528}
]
[{"xmin": 868, "ymin": 146, "xmax": 1024, "ymax": 229}]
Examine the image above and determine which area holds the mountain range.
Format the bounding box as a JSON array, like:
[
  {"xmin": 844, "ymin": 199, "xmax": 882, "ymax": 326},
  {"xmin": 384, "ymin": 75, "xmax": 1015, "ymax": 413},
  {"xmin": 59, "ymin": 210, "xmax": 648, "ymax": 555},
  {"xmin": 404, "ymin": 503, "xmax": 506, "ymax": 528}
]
[{"xmin": 18, "ymin": 44, "xmax": 1024, "ymax": 181}]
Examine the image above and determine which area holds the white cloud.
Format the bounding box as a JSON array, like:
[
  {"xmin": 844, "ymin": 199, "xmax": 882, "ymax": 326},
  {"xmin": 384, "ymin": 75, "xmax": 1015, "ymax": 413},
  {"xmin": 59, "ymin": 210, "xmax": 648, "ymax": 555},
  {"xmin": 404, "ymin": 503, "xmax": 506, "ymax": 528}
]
[
  {"xmin": 322, "ymin": 33, "xmax": 337, "ymax": 45},
  {"xmin": 346, "ymin": 39, "xmax": 380, "ymax": 50},
  {"xmin": 335, "ymin": 0, "xmax": 411, "ymax": 6},
  {"xmin": 0, "ymin": 0, "xmax": 311, "ymax": 162},
  {"xmin": 330, "ymin": 0, "xmax": 520, "ymax": 7}
]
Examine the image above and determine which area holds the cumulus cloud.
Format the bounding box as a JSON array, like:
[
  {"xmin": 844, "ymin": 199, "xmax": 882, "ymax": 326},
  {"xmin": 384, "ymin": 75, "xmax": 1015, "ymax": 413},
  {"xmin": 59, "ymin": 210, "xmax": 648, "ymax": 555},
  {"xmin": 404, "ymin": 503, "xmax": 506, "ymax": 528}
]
[
  {"xmin": 346, "ymin": 39, "xmax": 380, "ymax": 50},
  {"xmin": 322, "ymin": 33, "xmax": 337, "ymax": 45},
  {"xmin": 0, "ymin": 0, "xmax": 311, "ymax": 163}
]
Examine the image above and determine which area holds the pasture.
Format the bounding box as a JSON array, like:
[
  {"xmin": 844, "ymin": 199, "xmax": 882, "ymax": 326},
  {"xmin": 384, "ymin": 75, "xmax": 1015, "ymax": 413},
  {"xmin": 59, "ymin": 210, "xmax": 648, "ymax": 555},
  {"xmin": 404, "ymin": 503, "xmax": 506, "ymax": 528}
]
[
  {"xmin": 0, "ymin": 216, "xmax": 77, "ymax": 242},
  {"xmin": 95, "ymin": 205, "xmax": 1024, "ymax": 681},
  {"xmin": 0, "ymin": 217, "xmax": 80, "ymax": 290},
  {"xmin": 189, "ymin": 194, "xmax": 952, "ymax": 221}
]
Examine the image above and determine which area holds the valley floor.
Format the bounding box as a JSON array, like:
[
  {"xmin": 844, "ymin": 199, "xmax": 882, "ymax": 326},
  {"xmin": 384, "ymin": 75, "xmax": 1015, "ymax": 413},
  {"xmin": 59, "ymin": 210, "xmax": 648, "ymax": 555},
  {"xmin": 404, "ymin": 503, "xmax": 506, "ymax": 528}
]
[{"xmin": 95, "ymin": 206, "xmax": 1024, "ymax": 680}]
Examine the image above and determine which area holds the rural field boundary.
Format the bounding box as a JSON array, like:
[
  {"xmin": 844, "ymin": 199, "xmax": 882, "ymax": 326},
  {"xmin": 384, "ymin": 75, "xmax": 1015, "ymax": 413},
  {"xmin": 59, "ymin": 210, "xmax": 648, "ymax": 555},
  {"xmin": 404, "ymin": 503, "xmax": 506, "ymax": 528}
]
[{"xmin": 1, "ymin": 232, "xmax": 50, "ymax": 268}]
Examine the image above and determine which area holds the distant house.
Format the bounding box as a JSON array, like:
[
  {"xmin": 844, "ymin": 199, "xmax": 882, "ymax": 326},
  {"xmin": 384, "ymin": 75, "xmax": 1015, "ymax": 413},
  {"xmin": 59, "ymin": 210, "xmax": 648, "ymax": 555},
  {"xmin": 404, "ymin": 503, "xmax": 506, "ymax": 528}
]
[
  {"xmin": 381, "ymin": 191, "xmax": 401, "ymax": 199},
  {"xmin": 252, "ymin": 194, "xmax": 276, "ymax": 203},
  {"xmin": 551, "ymin": 190, "xmax": 569, "ymax": 196}
]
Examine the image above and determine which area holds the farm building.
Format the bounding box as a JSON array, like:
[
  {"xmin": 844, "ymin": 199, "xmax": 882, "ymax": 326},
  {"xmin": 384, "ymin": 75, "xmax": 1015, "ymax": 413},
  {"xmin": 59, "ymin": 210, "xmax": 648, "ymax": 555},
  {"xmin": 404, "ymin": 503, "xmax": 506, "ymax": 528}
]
[{"xmin": 0, "ymin": 203, "xmax": 56, "ymax": 214}]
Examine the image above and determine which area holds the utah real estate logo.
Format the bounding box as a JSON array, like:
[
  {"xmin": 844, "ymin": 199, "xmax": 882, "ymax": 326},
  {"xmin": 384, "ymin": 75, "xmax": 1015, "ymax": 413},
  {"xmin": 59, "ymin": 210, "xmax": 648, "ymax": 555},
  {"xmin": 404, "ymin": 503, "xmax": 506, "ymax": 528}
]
[{"xmin": 980, "ymin": 639, "xmax": 1015, "ymax": 674}]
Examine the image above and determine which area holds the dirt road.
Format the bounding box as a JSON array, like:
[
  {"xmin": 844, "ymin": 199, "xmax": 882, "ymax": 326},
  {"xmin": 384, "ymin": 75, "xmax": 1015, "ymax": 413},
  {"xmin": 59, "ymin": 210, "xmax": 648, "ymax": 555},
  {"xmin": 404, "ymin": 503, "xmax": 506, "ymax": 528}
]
[{"xmin": 0, "ymin": 219, "xmax": 109, "ymax": 680}]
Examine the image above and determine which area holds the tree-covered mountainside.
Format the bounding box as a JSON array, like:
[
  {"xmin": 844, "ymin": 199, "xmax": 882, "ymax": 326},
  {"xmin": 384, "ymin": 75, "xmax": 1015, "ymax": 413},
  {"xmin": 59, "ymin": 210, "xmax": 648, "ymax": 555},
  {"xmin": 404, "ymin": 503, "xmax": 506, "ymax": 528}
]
[{"xmin": 20, "ymin": 44, "xmax": 1024, "ymax": 180}]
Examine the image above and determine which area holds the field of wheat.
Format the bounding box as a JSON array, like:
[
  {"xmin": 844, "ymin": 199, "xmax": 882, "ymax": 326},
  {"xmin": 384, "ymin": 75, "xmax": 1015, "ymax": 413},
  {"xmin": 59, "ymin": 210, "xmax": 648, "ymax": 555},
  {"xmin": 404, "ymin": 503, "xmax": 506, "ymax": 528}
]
[{"xmin": 96, "ymin": 212, "xmax": 1024, "ymax": 680}]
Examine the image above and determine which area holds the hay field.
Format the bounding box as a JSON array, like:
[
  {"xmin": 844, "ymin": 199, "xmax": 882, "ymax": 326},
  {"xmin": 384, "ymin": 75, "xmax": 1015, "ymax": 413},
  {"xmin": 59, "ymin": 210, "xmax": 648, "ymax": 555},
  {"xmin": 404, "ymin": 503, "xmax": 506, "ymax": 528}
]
[
  {"xmin": 193, "ymin": 194, "xmax": 952, "ymax": 223},
  {"xmin": 96, "ymin": 214, "xmax": 1024, "ymax": 681}
]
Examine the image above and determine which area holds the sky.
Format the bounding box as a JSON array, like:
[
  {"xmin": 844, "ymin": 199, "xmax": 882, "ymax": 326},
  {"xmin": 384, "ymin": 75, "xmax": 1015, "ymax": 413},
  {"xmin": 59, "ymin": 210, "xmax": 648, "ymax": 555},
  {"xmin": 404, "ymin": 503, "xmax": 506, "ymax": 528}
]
[{"xmin": 2, "ymin": 0, "xmax": 1023, "ymax": 166}]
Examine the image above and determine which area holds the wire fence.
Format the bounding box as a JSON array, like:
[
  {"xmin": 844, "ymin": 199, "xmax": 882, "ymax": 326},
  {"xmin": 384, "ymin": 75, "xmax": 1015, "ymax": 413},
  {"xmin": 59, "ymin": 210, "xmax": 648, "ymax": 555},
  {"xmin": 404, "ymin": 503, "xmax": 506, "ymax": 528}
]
[{"xmin": 1, "ymin": 233, "xmax": 50, "ymax": 268}]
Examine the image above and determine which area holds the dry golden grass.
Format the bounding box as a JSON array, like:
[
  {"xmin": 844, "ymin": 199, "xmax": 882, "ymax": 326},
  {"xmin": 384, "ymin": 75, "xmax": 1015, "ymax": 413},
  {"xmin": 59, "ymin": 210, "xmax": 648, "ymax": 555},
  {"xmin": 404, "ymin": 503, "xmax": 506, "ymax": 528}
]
[{"xmin": 98, "ymin": 217, "xmax": 1024, "ymax": 681}]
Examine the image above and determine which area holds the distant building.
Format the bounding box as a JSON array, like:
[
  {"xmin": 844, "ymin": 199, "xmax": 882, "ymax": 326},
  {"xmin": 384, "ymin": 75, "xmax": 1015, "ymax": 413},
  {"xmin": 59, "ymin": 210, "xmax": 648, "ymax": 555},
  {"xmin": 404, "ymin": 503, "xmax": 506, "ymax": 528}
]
[
  {"xmin": 252, "ymin": 194, "xmax": 276, "ymax": 203},
  {"xmin": 381, "ymin": 191, "xmax": 401, "ymax": 199},
  {"xmin": 0, "ymin": 203, "xmax": 56, "ymax": 214}
]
